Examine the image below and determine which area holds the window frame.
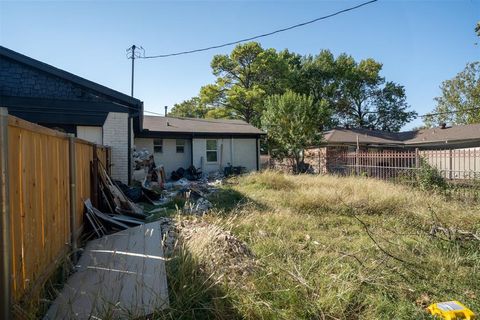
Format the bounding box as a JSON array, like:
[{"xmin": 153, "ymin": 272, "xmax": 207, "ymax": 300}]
[
  {"xmin": 176, "ymin": 139, "xmax": 185, "ymax": 153},
  {"xmin": 205, "ymin": 139, "xmax": 218, "ymax": 163},
  {"xmin": 153, "ymin": 139, "xmax": 163, "ymax": 153}
]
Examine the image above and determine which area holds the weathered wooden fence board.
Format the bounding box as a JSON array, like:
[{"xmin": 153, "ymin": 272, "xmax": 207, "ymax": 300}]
[
  {"xmin": 5, "ymin": 115, "xmax": 110, "ymax": 306},
  {"xmin": 8, "ymin": 118, "xmax": 71, "ymax": 301}
]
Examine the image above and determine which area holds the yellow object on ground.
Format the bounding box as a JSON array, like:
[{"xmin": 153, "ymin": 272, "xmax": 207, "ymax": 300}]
[{"xmin": 427, "ymin": 301, "xmax": 475, "ymax": 320}]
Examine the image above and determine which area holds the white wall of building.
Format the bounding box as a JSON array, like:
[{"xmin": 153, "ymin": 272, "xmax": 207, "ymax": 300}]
[
  {"xmin": 234, "ymin": 138, "xmax": 258, "ymax": 171},
  {"xmin": 103, "ymin": 112, "xmax": 129, "ymax": 182},
  {"xmin": 76, "ymin": 126, "xmax": 103, "ymax": 145},
  {"xmin": 135, "ymin": 136, "xmax": 259, "ymax": 177},
  {"xmin": 134, "ymin": 138, "xmax": 191, "ymax": 175},
  {"xmin": 135, "ymin": 138, "xmax": 153, "ymax": 154},
  {"xmin": 192, "ymin": 137, "xmax": 258, "ymax": 174}
]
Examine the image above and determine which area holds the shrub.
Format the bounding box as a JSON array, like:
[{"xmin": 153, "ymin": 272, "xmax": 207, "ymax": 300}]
[{"xmin": 416, "ymin": 159, "xmax": 447, "ymax": 191}]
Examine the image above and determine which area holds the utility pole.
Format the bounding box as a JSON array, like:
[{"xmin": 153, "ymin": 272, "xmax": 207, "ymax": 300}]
[
  {"xmin": 130, "ymin": 45, "xmax": 135, "ymax": 97},
  {"xmin": 126, "ymin": 45, "xmax": 144, "ymax": 97}
]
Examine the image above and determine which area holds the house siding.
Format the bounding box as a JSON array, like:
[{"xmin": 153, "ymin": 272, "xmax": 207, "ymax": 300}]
[
  {"xmin": 77, "ymin": 126, "xmax": 103, "ymax": 145},
  {"xmin": 103, "ymin": 112, "xmax": 129, "ymax": 183},
  {"xmin": 193, "ymin": 137, "xmax": 258, "ymax": 174},
  {"xmin": 134, "ymin": 138, "xmax": 191, "ymax": 176}
]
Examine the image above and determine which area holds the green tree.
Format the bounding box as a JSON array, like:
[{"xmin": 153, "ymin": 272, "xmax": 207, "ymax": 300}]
[
  {"xmin": 296, "ymin": 50, "xmax": 341, "ymax": 106},
  {"xmin": 424, "ymin": 62, "xmax": 480, "ymax": 126},
  {"xmin": 205, "ymin": 106, "xmax": 236, "ymax": 119},
  {"xmin": 170, "ymin": 97, "xmax": 208, "ymax": 118},
  {"xmin": 262, "ymin": 90, "xmax": 329, "ymax": 173},
  {"xmin": 333, "ymin": 56, "xmax": 416, "ymax": 131},
  {"xmin": 200, "ymin": 42, "xmax": 293, "ymax": 126}
]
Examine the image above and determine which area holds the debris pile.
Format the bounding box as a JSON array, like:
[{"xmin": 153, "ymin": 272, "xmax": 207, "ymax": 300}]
[
  {"xmin": 98, "ymin": 164, "xmax": 147, "ymax": 219},
  {"xmin": 132, "ymin": 148, "xmax": 151, "ymax": 170},
  {"xmin": 84, "ymin": 199, "xmax": 144, "ymax": 237},
  {"xmin": 170, "ymin": 165, "xmax": 202, "ymax": 181}
]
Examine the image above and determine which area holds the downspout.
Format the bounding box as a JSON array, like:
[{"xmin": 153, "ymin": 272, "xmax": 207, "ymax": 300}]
[
  {"xmin": 230, "ymin": 136, "xmax": 234, "ymax": 166},
  {"xmin": 127, "ymin": 115, "xmax": 132, "ymax": 185},
  {"xmin": 190, "ymin": 134, "xmax": 194, "ymax": 167},
  {"xmin": 256, "ymin": 137, "xmax": 259, "ymax": 171}
]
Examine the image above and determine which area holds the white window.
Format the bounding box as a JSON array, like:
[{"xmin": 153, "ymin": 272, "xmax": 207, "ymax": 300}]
[
  {"xmin": 176, "ymin": 139, "xmax": 185, "ymax": 153},
  {"xmin": 153, "ymin": 139, "xmax": 163, "ymax": 153},
  {"xmin": 206, "ymin": 139, "xmax": 218, "ymax": 163}
]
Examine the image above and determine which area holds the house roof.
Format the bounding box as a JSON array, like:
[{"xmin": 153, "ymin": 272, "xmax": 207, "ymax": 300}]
[
  {"xmin": 323, "ymin": 123, "xmax": 480, "ymax": 147},
  {"xmin": 142, "ymin": 116, "xmax": 265, "ymax": 136},
  {"xmin": 323, "ymin": 128, "xmax": 406, "ymax": 145},
  {"xmin": 0, "ymin": 46, "xmax": 142, "ymax": 108},
  {"xmin": 404, "ymin": 123, "xmax": 480, "ymax": 145}
]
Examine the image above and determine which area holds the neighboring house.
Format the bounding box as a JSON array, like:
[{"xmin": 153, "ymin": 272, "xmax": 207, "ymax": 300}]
[
  {"xmin": 321, "ymin": 124, "xmax": 480, "ymax": 150},
  {"xmin": 0, "ymin": 46, "xmax": 144, "ymax": 183},
  {"xmin": 305, "ymin": 124, "xmax": 480, "ymax": 178},
  {"xmin": 135, "ymin": 116, "xmax": 265, "ymax": 176}
]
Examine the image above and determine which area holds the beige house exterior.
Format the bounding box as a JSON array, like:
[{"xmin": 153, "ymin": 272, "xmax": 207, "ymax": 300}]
[{"xmin": 134, "ymin": 116, "xmax": 264, "ymax": 176}]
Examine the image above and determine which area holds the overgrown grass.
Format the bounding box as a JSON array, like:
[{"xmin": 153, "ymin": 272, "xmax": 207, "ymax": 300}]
[{"xmin": 158, "ymin": 171, "xmax": 480, "ymax": 319}]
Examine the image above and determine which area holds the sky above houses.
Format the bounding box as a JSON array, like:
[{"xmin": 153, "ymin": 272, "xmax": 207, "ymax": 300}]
[{"xmin": 0, "ymin": 0, "xmax": 479, "ymax": 130}]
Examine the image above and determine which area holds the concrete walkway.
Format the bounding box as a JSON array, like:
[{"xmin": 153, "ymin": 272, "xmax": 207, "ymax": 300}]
[{"xmin": 45, "ymin": 222, "xmax": 169, "ymax": 319}]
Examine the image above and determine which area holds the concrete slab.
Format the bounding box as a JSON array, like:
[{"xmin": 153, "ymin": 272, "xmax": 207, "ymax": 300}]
[{"xmin": 45, "ymin": 222, "xmax": 169, "ymax": 319}]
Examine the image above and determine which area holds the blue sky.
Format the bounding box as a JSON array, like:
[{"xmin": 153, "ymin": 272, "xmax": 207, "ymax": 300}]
[{"xmin": 0, "ymin": 0, "xmax": 479, "ymax": 129}]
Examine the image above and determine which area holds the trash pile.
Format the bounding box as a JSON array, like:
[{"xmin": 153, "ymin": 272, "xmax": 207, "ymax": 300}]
[
  {"xmin": 170, "ymin": 165, "xmax": 202, "ymax": 181},
  {"xmin": 86, "ymin": 152, "xmax": 231, "ymax": 237},
  {"xmin": 84, "ymin": 162, "xmax": 167, "ymax": 236},
  {"xmin": 132, "ymin": 148, "xmax": 151, "ymax": 170}
]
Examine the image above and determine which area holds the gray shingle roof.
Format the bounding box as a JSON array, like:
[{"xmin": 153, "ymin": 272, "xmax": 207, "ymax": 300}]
[
  {"xmin": 323, "ymin": 123, "xmax": 480, "ymax": 146},
  {"xmin": 143, "ymin": 116, "xmax": 265, "ymax": 135}
]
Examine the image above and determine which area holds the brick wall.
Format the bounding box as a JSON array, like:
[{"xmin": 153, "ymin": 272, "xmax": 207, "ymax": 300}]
[{"xmin": 103, "ymin": 112, "xmax": 129, "ymax": 183}]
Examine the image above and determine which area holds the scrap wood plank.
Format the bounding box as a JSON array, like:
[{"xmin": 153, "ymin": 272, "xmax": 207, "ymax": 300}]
[{"xmin": 44, "ymin": 222, "xmax": 169, "ymax": 319}]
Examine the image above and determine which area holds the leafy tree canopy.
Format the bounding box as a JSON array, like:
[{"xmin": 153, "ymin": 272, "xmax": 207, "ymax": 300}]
[
  {"xmin": 333, "ymin": 56, "xmax": 416, "ymax": 131},
  {"xmin": 424, "ymin": 62, "xmax": 480, "ymax": 126},
  {"xmin": 200, "ymin": 42, "xmax": 296, "ymax": 126},
  {"xmin": 169, "ymin": 97, "xmax": 207, "ymax": 118},
  {"xmin": 174, "ymin": 42, "xmax": 416, "ymax": 133}
]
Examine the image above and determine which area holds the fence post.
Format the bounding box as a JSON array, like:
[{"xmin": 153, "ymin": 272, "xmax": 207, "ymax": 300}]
[
  {"xmin": 68, "ymin": 137, "xmax": 78, "ymax": 264},
  {"xmin": 449, "ymin": 149, "xmax": 453, "ymax": 180},
  {"xmin": 92, "ymin": 145, "xmax": 99, "ymax": 208},
  {"xmin": 0, "ymin": 108, "xmax": 11, "ymax": 320}
]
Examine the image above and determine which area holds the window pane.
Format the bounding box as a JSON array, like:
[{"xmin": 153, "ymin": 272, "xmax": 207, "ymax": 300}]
[
  {"xmin": 206, "ymin": 140, "xmax": 217, "ymax": 151},
  {"xmin": 176, "ymin": 146, "xmax": 184, "ymax": 153},
  {"xmin": 206, "ymin": 151, "xmax": 217, "ymax": 162},
  {"xmin": 154, "ymin": 146, "xmax": 162, "ymax": 153}
]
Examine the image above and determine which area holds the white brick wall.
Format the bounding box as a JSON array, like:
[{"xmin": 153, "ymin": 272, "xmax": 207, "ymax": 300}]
[{"xmin": 103, "ymin": 112, "xmax": 129, "ymax": 183}]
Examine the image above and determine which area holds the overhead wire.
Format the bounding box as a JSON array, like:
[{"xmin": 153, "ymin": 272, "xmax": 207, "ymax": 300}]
[{"xmin": 139, "ymin": 0, "xmax": 378, "ymax": 59}]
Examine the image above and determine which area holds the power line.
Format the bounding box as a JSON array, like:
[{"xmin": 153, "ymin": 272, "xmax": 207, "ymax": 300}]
[
  {"xmin": 139, "ymin": 0, "xmax": 378, "ymax": 59},
  {"xmin": 418, "ymin": 107, "xmax": 480, "ymax": 118}
]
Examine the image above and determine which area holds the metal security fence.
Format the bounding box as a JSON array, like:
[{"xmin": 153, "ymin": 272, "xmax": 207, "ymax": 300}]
[{"xmin": 324, "ymin": 148, "xmax": 480, "ymax": 182}]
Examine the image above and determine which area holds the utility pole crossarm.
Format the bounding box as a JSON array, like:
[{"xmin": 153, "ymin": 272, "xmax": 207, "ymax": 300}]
[{"xmin": 126, "ymin": 45, "xmax": 144, "ymax": 98}]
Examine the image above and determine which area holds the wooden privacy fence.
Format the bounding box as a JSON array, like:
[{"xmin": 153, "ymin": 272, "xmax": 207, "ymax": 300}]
[{"xmin": 0, "ymin": 109, "xmax": 110, "ymax": 316}]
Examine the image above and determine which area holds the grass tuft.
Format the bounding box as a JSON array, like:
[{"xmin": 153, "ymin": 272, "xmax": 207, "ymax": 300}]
[{"xmin": 157, "ymin": 171, "xmax": 480, "ymax": 319}]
